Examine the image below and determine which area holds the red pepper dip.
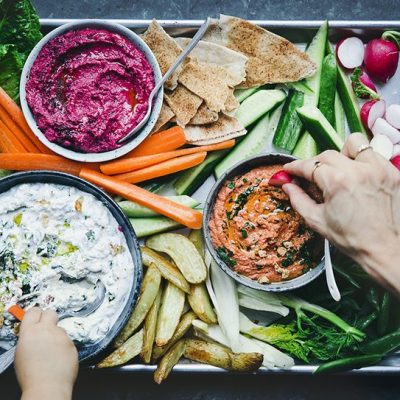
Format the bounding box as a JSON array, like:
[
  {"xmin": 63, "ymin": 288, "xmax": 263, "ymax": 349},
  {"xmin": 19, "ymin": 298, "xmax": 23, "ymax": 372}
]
[
  {"xmin": 26, "ymin": 28, "xmax": 155, "ymax": 153},
  {"xmin": 209, "ymin": 164, "xmax": 323, "ymax": 284}
]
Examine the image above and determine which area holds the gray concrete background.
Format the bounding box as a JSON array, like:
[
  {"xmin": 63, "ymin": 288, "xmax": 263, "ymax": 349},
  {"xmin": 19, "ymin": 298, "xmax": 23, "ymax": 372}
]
[{"xmin": 1, "ymin": 1, "xmax": 399, "ymax": 399}]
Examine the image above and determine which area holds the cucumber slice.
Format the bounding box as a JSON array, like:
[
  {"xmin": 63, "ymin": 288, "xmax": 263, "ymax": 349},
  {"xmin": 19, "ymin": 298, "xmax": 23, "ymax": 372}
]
[
  {"xmin": 130, "ymin": 217, "xmax": 181, "ymax": 238},
  {"xmin": 318, "ymin": 54, "xmax": 337, "ymax": 126},
  {"xmin": 174, "ymin": 150, "xmax": 227, "ymax": 196},
  {"xmin": 215, "ymin": 105, "xmax": 283, "ymax": 178},
  {"xmin": 287, "ymin": 80, "xmax": 314, "ymax": 95},
  {"xmin": 273, "ymin": 89, "xmax": 304, "ymax": 152},
  {"xmin": 334, "ymin": 91, "xmax": 346, "ymax": 139},
  {"xmin": 235, "ymin": 89, "xmax": 286, "ymax": 128},
  {"xmin": 327, "ymin": 42, "xmax": 366, "ymax": 135},
  {"xmin": 293, "ymin": 20, "xmax": 329, "ymax": 158},
  {"xmin": 119, "ymin": 196, "xmax": 200, "ymax": 218},
  {"xmin": 234, "ymin": 87, "xmax": 259, "ymax": 103},
  {"xmin": 296, "ymin": 105, "xmax": 345, "ymax": 151}
]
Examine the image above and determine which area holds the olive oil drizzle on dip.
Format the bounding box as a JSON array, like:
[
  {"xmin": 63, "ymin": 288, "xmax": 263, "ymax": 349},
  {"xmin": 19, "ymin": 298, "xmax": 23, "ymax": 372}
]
[
  {"xmin": 0, "ymin": 183, "xmax": 134, "ymax": 348},
  {"xmin": 209, "ymin": 165, "xmax": 322, "ymax": 284}
]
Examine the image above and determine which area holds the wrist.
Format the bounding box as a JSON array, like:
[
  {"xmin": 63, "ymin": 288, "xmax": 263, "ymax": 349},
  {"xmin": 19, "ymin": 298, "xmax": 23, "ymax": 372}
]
[{"xmin": 21, "ymin": 383, "xmax": 73, "ymax": 400}]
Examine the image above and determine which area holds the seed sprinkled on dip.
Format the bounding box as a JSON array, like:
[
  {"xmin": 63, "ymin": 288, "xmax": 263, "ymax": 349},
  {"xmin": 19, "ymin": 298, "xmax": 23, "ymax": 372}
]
[
  {"xmin": 26, "ymin": 28, "xmax": 155, "ymax": 153},
  {"xmin": 209, "ymin": 165, "xmax": 323, "ymax": 283}
]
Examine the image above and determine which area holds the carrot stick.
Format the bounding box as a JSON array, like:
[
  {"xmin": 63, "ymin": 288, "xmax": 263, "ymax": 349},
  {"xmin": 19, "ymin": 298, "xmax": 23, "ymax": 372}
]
[
  {"xmin": 0, "ymin": 105, "xmax": 40, "ymax": 152},
  {"xmin": 79, "ymin": 168, "xmax": 203, "ymax": 229},
  {"xmin": 0, "ymin": 119, "xmax": 28, "ymax": 153},
  {"xmin": 101, "ymin": 139, "xmax": 235, "ymax": 175},
  {"xmin": 0, "ymin": 153, "xmax": 82, "ymax": 175},
  {"xmin": 113, "ymin": 152, "xmax": 207, "ymax": 184},
  {"xmin": 122, "ymin": 126, "xmax": 186, "ymax": 158},
  {"xmin": 8, "ymin": 305, "xmax": 26, "ymax": 321},
  {"xmin": 0, "ymin": 86, "xmax": 53, "ymax": 154}
]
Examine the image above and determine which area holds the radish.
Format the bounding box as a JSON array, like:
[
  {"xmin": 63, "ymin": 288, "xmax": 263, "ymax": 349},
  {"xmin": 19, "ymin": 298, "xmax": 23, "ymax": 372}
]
[
  {"xmin": 351, "ymin": 67, "xmax": 379, "ymax": 99},
  {"xmin": 370, "ymin": 134, "xmax": 393, "ymax": 160},
  {"xmin": 364, "ymin": 99, "xmax": 386, "ymax": 130},
  {"xmin": 336, "ymin": 37, "xmax": 365, "ymax": 69},
  {"xmin": 364, "ymin": 38, "xmax": 399, "ymax": 82},
  {"xmin": 269, "ymin": 170, "xmax": 293, "ymax": 186},
  {"xmin": 385, "ymin": 104, "xmax": 400, "ymax": 129},
  {"xmin": 391, "ymin": 155, "xmax": 400, "ymax": 171},
  {"xmin": 360, "ymin": 100, "xmax": 378, "ymax": 130},
  {"xmin": 371, "ymin": 118, "xmax": 400, "ymax": 144}
]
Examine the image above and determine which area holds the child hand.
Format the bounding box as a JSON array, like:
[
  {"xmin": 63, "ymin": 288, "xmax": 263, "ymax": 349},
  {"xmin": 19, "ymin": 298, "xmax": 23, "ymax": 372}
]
[{"xmin": 15, "ymin": 307, "xmax": 78, "ymax": 400}]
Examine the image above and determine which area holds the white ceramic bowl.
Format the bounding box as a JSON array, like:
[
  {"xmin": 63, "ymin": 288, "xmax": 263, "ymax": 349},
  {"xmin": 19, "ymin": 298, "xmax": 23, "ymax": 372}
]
[{"xmin": 20, "ymin": 20, "xmax": 163, "ymax": 163}]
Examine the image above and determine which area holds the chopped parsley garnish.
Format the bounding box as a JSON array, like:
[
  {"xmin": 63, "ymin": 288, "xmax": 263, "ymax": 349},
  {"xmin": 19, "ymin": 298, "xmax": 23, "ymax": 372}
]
[
  {"xmin": 227, "ymin": 181, "xmax": 235, "ymax": 189},
  {"xmin": 226, "ymin": 210, "xmax": 232, "ymax": 220},
  {"xmin": 256, "ymin": 264, "xmax": 263, "ymax": 270},
  {"xmin": 243, "ymin": 178, "xmax": 248, "ymax": 183},
  {"xmin": 217, "ymin": 247, "xmax": 237, "ymax": 268},
  {"xmin": 241, "ymin": 229, "xmax": 248, "ymax": 238},
  {"xmin": 281, "ymin": 251, "xmax": 294, "ymax": 267},
  {"xmin": 86, "ymin": 230, "xmax": 95, "ymax": 242}
]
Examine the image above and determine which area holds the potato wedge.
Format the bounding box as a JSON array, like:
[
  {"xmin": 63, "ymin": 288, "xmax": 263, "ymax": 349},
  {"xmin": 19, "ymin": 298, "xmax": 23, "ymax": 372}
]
[
  {"xmin": 114, "ymin": 264, "xmax": 161, "ymax": 348},
  {"xmin": 188, "ymin": 283, "xmax": 217, "ymax": 324},
  {"xmin": 184, "ymin": 339, "xmax": 263, "ymax": 372},
  {"xmin": 97, "ymin": 329, "xmax": 144, "ymax": 368},
  {"xmin": 155, "ymin": 281, "xmax": 186, "ymax": 346},
  {"xmin": 188, "ymin": 229, "xmax": 205, "ymax": 257},
  {"xmin": 141, "ymin": 287, "xmax": 162, "ymax": 363},
  {"xmin": 141, "ymin": 246, "xmax": 190, "ymax": 293},
  {"xmin": 152, "ymin": 310, "xmax": 196, "ymax": 361},
  {"xmin": 154, "ymin": 339, "xmax": 186, "ymax": 384},
  {"xmin": 147, "ymin": 233, "xmax": 207, "ymax": 283}
]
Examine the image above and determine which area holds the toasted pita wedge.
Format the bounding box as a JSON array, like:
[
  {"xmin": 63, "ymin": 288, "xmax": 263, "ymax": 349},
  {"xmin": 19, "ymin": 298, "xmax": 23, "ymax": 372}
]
[
  {"xmin": 193, "ymin": 130, "xmax": 246, "ymax": 145},
  {"xmin": 184, "ymin": 114, "xmax": 246, "ymax": 144},
  {"xmin": 165, "ymin": 85, "xmax": 203, "ymax": 127},
  {"xmin": 224, "ymin": 90, "xmax": 240, "ymax": 112},
  {"xmin": 142, "ymin": 20, "xmax": 183, "ymax": 90},
  {"xmin": 203, "ymin": 15, "xmax": 316, "ymax": 88},
  {"xmin": 178, "ymin": 60, "xmax": 236, "ymax": 113},
  {"xmin": 151, "ymin": 102, "xmax": 175, "ymax": 133},
  {"xmin": 189, "ymin": 103, "xmax": 219, "ymax": 125},
  {"xmin": 175, "ymin": 38, "xmax": 247, "ymax": 87}
]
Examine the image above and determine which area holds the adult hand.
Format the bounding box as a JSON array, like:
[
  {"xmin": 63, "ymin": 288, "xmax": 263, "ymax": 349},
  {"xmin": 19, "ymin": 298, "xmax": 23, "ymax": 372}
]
[
  {"xmin": 283, "ymin": 133, "xmax": 400, "ymax": 294},
  {"xmin": 15, "ymin": 307, "xmax": 78, "ymax": 400}
]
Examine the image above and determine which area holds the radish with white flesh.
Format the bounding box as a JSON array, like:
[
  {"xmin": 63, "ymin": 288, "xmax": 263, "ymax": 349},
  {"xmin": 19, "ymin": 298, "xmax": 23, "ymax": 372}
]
[
  {"xmin": 336, "ymin": 37, "xmax": 365, "ymax": 69},
  {"xmin": 351, "ymin": 67, "xmax": 379, "ymax": 99},
  {"xmin": 391, "ymin": 155, "xmax": 400, "ymax": 171},
  {"xmin": 370, "ymin": 134, "xmax": 394, "ymax": 159},
  {"xmin": 367, "ymin": 100, "xmax": 386, "ymax": 130},
  {"xmin": 386, "ymin": 104, "xmax": 400, "ymax": 129},
  {"xmin": 364, "ymin": 38, "xmax": 399, "ymax": 82},
  {"xmin": 393, "ymin": 144, "xmax": 400, "ymax": 157},
  {"xmin": 360, "ymin": 100, "xmax": 377, "ymax": 130},
  {"xmin": 268, "ymin": 170, "xmax": 293, "ymax": 186},
  {"xmin": 371, "ymin": 118, "xmax": 400, "ymax": 144}
]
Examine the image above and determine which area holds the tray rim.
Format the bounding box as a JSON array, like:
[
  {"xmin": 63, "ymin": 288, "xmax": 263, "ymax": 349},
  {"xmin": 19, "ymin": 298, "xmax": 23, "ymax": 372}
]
[{"xmin": 38, "ymin": 17, "xmax": 400, "ymax": 376}]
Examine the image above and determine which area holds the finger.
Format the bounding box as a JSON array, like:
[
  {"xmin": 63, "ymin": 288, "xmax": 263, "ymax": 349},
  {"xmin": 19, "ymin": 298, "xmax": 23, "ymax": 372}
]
[
  {"xmin": 40, "ymin": 309, "xmax": 59, "ymax": 325},
  {"xmin": 342, "ymin": 133, "xmax": 373, "ymax": 161},
  {"xmin": 283, "ymin": 183, "xmax": 327, "ymax": 235},
  {"xmin": 19, "ymin": 307, "xmax": 42, "ymax": 332}
]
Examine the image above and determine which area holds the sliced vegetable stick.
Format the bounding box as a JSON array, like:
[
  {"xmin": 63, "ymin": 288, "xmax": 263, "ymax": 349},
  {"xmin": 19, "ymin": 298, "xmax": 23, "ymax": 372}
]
[
  {"xmin": 184, "ymin": 339, "xmax": 263, "ymax": 372},
  {"xmin": 155, "ymin": 281, "xmax": 186, "ymax": 347},
  {"xmin": 188, "ymin": 284, "xmax": 217, "ymax": 324},
  {"xmin": 97, "ymin": 329, "xmax": 144, "ymax": 368},
  {"xmin": 79, "ymin": 168, "xmax": 203, "ymax": 229},
  {"xmin": 123, "ymin": 126, "xmax": 186, "ymax": 158},
  {"xmin": 113, "ymin": 152, "xmax": 207, "ymax": 184},
  {"xmin": 8, "ymin": 305, "xmax": 26, "ymax": 321},
  {"xmin": 101, "ymin": 140, "xmax": 235, "ymax": 175},
  {"xmin": 146, "ymin": 233, "xmax": 207, "ymax": 284},
  {"xmin": 152, "ymin": 311, "xmax": 196, "ymax": 361},
  {"xmin": 114, "ymin": 264, "xmax": 161, "ymax": 348},
  {"xmin": 0, "ymin": 87, "xmax": 52, "ymax": 154},
  {"xmin": 141, "ymin": 246, "xmax": 190, "ymax": 294},
  {"xmin": 0, "ymin": 153, "xmax": 82, "ymax": 175},
  {"xmin": 141, "ymin": 287, "xmax": 162, "ymax": 363},
  {"xmin": 154, "ymin": 339, "xmax": 186, "ymax": 384},
  {"xmin": 0, "ymin": 105, "xmax": 39, "ymax": 152},
  {"xmin": 188, "ymin": 229, "xmax": 205, "ymax": 258},
  {"xmin": 0, "ymin": 118, "xmax": 28, "ymax": 152}
]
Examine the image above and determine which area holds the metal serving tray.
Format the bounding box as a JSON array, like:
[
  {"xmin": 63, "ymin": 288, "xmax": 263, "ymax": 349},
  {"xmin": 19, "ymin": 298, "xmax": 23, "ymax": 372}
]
[{"xmin": 39, "ymin": 18, "xmax": 400, "ymax": 375}]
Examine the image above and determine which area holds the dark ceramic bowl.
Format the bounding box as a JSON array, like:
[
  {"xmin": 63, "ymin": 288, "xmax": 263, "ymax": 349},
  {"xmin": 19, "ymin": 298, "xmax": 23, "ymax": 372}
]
[
  {"xmin": 203, "ymin": 153, "xmax": 325, "ymax": 292},
  {"xmin": 0, "ymin": 171, "xmax": 142, "ymax": 362}
]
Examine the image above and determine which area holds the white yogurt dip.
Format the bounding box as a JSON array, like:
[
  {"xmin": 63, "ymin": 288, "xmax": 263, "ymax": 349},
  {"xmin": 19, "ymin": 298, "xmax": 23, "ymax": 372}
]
[{"xmin": 0, "ymin": 183, "xmax": 134, "ymax": 346}]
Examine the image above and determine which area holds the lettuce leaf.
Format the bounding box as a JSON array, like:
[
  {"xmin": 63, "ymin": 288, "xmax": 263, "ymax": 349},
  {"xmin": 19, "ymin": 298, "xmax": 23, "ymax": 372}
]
[{"xmin": 0, "ymin": 0, "xmax": 42, "ymax": 102}]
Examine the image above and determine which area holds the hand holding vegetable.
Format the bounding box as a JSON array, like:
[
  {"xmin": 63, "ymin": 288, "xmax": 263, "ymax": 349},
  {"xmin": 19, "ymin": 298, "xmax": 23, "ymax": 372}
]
[
  {"xmin": 283, "ymin": 133, "xmax": 400, "ymax": 294},
  {"xmin": 15, "ymin": 308, "xmax": 78, "ymax": 400}
]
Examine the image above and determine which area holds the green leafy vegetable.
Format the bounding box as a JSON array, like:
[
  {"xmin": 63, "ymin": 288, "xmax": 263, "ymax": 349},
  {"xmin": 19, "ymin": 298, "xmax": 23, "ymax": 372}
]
[{"xmin": 350, "ymin": 67, "xmax": 379, "ymax": 100}]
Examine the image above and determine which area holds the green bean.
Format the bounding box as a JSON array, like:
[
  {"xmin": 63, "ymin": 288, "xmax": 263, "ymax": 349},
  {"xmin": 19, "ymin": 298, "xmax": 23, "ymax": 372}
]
[
  {"xmin": 360, "ymin": 331, "xmax": 400, "ymax": 356},
  {"xmin": 314, "ymin": 354, "xmax": 382, "ymax": 374},
  {"xmin": 357, "ymin": 310, "xmax": 379, "ymax": 330},
  {"xmin": 377, "ymin": 292, "xmax": 391, "ymax": 336},
  {"xmin": 366, "ymin": 287, "xmax": 380, "ymax": 311}
]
